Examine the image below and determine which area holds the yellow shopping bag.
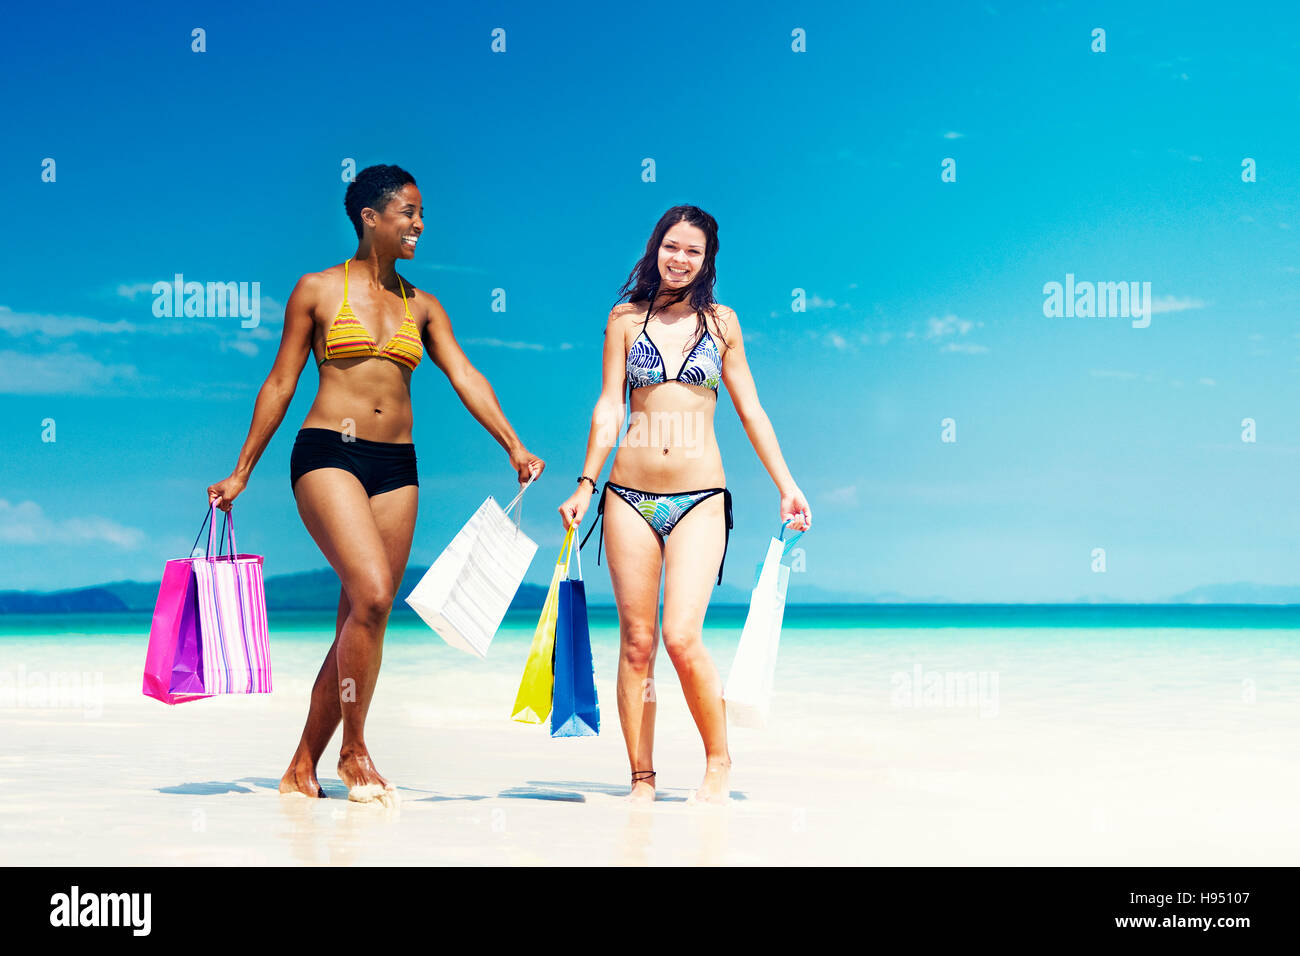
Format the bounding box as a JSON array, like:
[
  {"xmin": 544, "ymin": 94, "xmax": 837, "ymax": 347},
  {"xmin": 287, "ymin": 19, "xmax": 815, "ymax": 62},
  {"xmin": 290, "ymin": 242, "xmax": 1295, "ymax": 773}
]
[{"xmin": 510, "ymin": 525, "xmax": 575, "ymax": 723}]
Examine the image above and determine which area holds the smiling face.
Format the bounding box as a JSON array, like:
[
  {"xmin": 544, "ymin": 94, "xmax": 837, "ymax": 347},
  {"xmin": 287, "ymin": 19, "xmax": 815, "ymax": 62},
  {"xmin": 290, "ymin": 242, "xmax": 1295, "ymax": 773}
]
[
  {"xmin": 365, "ymin": 183, "xmax": 424, "ymax": 258},
  {"xmin": 656, "ymin": 221, "xmax": 707, "ymax": 291}
]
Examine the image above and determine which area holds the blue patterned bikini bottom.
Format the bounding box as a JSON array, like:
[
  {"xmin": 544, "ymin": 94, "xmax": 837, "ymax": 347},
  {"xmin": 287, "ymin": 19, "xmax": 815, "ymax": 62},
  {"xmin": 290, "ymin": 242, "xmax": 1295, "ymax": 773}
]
[{"xmin": 579, "ymin": 481, "xmax": 734, "ymax": 586}]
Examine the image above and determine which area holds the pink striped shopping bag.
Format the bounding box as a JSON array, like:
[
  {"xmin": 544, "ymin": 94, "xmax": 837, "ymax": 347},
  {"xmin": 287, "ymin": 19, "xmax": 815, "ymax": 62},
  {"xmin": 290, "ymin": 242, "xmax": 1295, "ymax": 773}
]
[
  {"xmin": 143, "ymin": 503, "xmax": 271, "ymax": 702},
  {"xmin": 192, "ymin": 503, "xmax": 271, "ymax": 695}
]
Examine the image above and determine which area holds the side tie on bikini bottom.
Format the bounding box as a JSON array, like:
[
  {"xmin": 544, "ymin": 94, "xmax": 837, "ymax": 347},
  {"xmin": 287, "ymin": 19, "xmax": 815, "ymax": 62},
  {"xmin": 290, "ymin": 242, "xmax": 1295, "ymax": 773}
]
[{"xmin": 579, "ymin": 482, "xmax": 734, "ymax": 586}]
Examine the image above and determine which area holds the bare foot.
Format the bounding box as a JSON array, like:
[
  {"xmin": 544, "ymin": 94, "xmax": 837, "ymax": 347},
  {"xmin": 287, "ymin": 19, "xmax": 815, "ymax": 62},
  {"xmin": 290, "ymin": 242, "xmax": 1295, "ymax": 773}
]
[
  {"xmin": 689, "ymin": 756, "xmax": 731, "ymax": 806},
  {"xmin": 279, "ymin": 758, "xmax": 326, "ymax": 798},
  {"xmin": 338, "ymin": 749, "xmax": 398, "ymax": 807},
  {"xmin": 627, "ymin": 770, "xmax": 656, "ymax": 804}
]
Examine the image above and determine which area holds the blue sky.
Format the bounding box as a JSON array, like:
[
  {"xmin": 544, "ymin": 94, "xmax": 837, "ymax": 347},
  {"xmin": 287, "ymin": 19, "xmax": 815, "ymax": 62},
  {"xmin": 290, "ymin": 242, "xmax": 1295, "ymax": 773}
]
[{"xmin": 3, "ymin": 0, "xmax": 1299, "ymax": 602}]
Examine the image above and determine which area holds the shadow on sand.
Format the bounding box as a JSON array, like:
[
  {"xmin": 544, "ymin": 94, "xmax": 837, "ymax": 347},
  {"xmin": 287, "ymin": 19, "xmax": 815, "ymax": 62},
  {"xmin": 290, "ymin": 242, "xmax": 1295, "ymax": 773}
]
[
  {"xmin": 158, "ymin": 776, "xmax": 491, "ymax": 802},
  {"xmin": 501, "ymin": 779, "xmax": 745, "ymax": 803},
  {"xmin": 158, "ymin": 776, "xmax": 744, "ymax": 804}
]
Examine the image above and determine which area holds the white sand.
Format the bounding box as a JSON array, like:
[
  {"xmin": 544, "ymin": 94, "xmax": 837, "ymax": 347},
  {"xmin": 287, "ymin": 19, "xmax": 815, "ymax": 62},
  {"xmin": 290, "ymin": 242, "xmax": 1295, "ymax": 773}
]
[{"xmin": 2, "ymin": 624, "xmax": 1298, "ymax": 865}]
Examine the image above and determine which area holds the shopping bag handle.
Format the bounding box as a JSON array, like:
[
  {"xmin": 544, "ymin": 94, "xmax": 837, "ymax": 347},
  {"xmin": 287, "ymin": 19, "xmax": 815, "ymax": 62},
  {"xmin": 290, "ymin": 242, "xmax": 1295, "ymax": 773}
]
[
  {"xmin": 192, "ymin": 502, "xmax": 238, "ymax": 560},
  {"xmin": 567, "ymin": 520, "xmax": 583, "ymax": 582},
  {"xmin": 222, "ymin": 507, "xmax": 238, "ymax": 559},
  {"xmin": 502, "ymin": 473, "xmax": 536, "ymax": 530},
  {"xmin": 192, "ymin": 503, "xmax": 220, "ymax": 557},
  {"xmin": 556, "ymin": 522, "xmax": 577, "ymax": 572},
  {"xmin": 777, "ymin": 518, "xmax": 804, "ymax": 557}
]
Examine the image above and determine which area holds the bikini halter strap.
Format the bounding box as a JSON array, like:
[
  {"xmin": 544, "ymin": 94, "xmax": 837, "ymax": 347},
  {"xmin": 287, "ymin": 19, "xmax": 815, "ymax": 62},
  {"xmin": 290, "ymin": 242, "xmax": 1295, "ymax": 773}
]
[{"xmin": 345, "ymin": 256, "xmax": 412, "ymax": 318}]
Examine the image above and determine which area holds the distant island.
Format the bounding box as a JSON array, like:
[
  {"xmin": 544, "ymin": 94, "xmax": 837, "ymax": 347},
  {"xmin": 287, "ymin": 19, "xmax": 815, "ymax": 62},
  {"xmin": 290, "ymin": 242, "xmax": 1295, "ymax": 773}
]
[
  {"xmin": 2, "ymin": 570, "xmax": 1297, "ymax": 615},
  {"xmin": 1, "ymin": 559, "xmax": 896, "ymax": 613},
  {"xmin": 0, "ymin": 567, "xmax": 548, "ymax": 615}
]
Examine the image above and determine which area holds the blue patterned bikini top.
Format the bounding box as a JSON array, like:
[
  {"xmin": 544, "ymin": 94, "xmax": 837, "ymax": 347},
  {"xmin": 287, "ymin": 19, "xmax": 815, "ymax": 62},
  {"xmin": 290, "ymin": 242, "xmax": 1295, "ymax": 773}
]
[{"xmin": 626, "ymin": 307, "xmax": 723, "ymax": 394}]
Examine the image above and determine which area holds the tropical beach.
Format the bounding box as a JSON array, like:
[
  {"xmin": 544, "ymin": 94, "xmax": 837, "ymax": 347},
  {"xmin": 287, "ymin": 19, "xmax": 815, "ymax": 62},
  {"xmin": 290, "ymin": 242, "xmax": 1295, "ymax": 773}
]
[
  {"xmin": 3, "ymin": 605, "xmax": 1297, "ymax": 866},
  {"xmin": 5, "ymin": 0, "xmax": 1300, "ymax": 900}
]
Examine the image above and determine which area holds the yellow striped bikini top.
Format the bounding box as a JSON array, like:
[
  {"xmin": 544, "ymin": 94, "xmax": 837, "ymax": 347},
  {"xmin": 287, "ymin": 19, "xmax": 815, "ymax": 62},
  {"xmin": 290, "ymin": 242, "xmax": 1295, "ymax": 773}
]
[{"xmin": 318, "ymin": 258, "xmax": 423, "ymax": 372}]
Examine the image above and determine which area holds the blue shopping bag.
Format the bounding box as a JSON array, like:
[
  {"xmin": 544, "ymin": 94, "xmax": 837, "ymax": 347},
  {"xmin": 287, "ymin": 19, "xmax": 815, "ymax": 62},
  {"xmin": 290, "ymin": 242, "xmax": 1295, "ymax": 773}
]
[{"xmin": 550, "ymin": 530, "xmax": 599, "ymax": 737}]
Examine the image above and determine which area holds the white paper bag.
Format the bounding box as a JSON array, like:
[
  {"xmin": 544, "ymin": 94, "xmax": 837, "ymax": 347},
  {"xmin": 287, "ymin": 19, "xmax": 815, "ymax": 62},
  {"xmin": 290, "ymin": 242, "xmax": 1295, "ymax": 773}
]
[
  {"xmin": 724, "ymin": 530, "xmax": 799, "ymax": 728},
  {"xmin": 405, "ymin": 479, "xmax": 538, "ymax": 658}
]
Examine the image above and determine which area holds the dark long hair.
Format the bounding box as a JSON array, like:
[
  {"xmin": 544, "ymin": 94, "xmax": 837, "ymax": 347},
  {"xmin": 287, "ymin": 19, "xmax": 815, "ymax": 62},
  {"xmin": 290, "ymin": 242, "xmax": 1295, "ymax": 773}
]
[{"xmin": 615, "ymin": 205, "xmax": 728, "ymax": 357}]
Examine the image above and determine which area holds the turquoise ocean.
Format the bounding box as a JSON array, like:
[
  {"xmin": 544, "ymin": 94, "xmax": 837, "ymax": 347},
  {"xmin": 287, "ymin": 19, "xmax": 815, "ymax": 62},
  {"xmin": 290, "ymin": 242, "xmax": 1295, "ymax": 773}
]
[{"xmin": 4, "ymin": 604, "xmax": 1297, "ymax": 723}]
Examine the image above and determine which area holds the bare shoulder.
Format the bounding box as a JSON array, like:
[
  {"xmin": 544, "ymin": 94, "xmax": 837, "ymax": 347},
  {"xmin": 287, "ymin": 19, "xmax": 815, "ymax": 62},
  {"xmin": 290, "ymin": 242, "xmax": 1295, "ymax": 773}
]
[
  {"xmin": 608, "ymin": 301, "xmax": 644, "ymax": 340},
  {"xmin": 708, "ymin": 303, "xmax": 740, "ymax": 346},
  {"xmin": 283, "ymin": 267, "xmax": 330, "ymax": 319},
  {"xmin": 608, "ymin": 301, "xmax": 643, "ymax": 323},
  {"xmin": 297, "ymin": 261, "xmax": 348, "ymax": 300},
  {"xmin": 306, "ymin": 260, "xmax": 348, "ymax": 285}
]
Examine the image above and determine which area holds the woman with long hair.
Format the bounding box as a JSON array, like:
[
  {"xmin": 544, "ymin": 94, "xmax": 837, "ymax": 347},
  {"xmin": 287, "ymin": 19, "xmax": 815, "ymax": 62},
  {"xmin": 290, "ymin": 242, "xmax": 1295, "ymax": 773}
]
[
  {"xmin": 207, "ymin": 164, "xmax": 545, "ymax": 806},
  {"xmin": 557, "ymin": 206, "xmax": 811, "ymax": 804}
]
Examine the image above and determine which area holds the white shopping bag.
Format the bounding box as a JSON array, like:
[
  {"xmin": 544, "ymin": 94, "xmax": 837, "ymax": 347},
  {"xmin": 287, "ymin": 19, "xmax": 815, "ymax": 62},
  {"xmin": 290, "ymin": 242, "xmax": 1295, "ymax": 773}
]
[
  {"xmin": 405, "ymin": 477, "xmax": 538, "ymax": 658},
  {"xmin": 723, "ymin": 523, "xmax": 803, "ymax": 728}
]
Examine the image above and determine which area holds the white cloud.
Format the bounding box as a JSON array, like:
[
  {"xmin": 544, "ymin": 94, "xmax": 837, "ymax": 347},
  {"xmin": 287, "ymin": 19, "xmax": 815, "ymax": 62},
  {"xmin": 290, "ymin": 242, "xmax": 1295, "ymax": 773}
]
[
  {"xmin": 0, "ymin": 499, "xmax": 146, "ymax": 549},
  {"xmin": 814, "ymin": 313, "xmax": 984, "ymax": 353},
  {"xmin": 410, "ymin": 262, "xmax": 489, "ymax": 275},
  {"xmin": 0, "ymin": 349, "xmax": 138, "ymax": 394},
  {"xmin": 823, "ymin": 485, "xmax": 858, "ymax": 506},
  {"xmin": 927, "ymin": 314, "xmax": 986, "ymax": 351},
  {"xmin": 258, "ymin": 297, "xmax": 284, "ymax": 322},
  {"xmin": 926, "ymin": 314, "xmax": 974, "ymax": 339},
  {"xmin": 115, "ymin": 282, "xmax": 156, "ymax": 301},
  {"xmin": 943, "ymin": 131, "xmax": 964, "ymax": 139},
  {"xmin": 464, "ymin": 337, "xmax": 547, "ymax": 351},
  {"xmin": 1091, "ymin": 369, "xmax": 1220, "ymax": 389},
  {"xmin": 1150, "ymin": 295, "xmax": 1206, "ymax": 314},
  {"xmin": 0, "ymin": 306, "xmax": 138, "ymax": 337},
  {"xmin": 114, "ymin": 282, "xmax": 286, "ymax": 320},
  {"xmin": 1, "ymin": 302, "xmax": 281, "ymax": 340}
]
